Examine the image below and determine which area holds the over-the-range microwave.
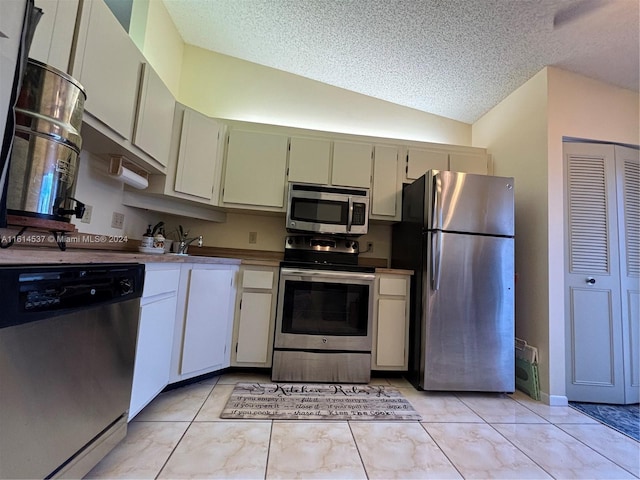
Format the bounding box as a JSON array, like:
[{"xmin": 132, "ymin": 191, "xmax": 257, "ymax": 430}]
[{"xmin": 286, "ymin": 183, "xmax": 369, "ymax": 236}]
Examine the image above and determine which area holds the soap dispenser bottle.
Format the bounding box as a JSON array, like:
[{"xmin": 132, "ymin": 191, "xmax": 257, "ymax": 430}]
[{"xmin": 141, "ymin": 224, "xmax": 154, "ymax": 248}]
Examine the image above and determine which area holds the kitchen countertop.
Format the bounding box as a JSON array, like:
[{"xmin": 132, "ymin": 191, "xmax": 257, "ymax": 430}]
[
  {"xmin": 0, "ymin": 246, "xmax": 411, "ymax": 274},
  {"xmin": 0, "ymin": 247, "xmax": 242, "ymax": 266}
]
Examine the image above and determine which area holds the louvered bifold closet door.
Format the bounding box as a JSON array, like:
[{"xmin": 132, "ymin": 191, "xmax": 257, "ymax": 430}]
[
  {"xmin": 615, "ymin": 145, "xmax": 640, "ymax": 403},
  {"xmin": 564, "ymin": 143, "xmax": 624, "ymax": 404}
]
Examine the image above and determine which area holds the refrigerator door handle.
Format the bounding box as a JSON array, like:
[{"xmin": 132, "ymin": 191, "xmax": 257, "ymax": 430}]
[
  {"xmin": 432, "ymin": 172, "xmax": 443, "ymax": 229},
  {"xmin": 432, "ymin": 230, "xmax": 442, "ymax": 290}
]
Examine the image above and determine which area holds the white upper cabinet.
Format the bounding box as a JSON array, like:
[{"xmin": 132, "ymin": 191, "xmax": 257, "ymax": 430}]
[
  {"xmin": 70, "ymin": 0, "xmax": 177, "ymax": 174},
  {"xmin": 142, "ymin": 104, "xmax": 226, "ymax": 209},
  {"xmin": 449, "ymin": 152, "xmax": 488, "ymax": 175},
  {"xmin": 331, "ymin": 141, "xmax": 372, "ymax": 188},
  {"xmin": 222, "ymin": 130, "xmax": 289, "ymax": 209},
  {"xmin": 371, "ymin": 145, "xmax": 399, "ymax": 219},
  {"xmin": 405, "ymin": 147, "xmax": 489, "ymax": 181},
  {"xmin": 133, "ymin": 63, "xmax": 175, "ymax": 167},
  {"xmin": 30, "ymin": 0, "xmax": 79, "ymax": 72},
  {"xmin": 73, "ymin": 0, "xmax": 141, "ymax": 140},
  {"xmin": 288, "ymin": 137, "xmax": 331, "ymax": 185},
  {"xmin": 406, "ymin": 148, "xmax": 448, "ymax": 181},
  {"xmin": 288, "ymin": 137, "xmax": 373, "ymax": 189},
  {"xmin": 174, "ymin": 108, "xmax": 224, "ymax": 200}
]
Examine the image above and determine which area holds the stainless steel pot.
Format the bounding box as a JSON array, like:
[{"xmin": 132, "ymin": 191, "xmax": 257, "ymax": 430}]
[{"xmin": 7, "ymin": 59, "xmax": 86, "ymax": 223}]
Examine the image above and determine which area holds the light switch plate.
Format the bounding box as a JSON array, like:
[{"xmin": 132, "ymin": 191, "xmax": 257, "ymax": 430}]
[
  {"xmin": 81, "ymin": 205, "xmax": 93, "ymax": 224},
  {"xmin": 111, "ymin": 212, "xmax": 125, "ymax": 229}
]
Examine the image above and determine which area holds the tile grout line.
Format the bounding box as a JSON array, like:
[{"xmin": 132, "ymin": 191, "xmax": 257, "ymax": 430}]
[
  {"xmin": 484, "ymin": 422, "xmax": 556, "ymax": 479},
  {"xmin": 263, "ymin": 420, "xmax": 274, "ymax": 480},
  {"xmin": 503, "ymin": 391, "xmax": 637, "ymax": 474},
  {"xmin": 346, "ymin": 420, "xmax": 371, "ymax": 480},
  {"xmin": 154, "ymin": 422, "xmax": 193, "ymax": 480},
  {"xmin": 154, "ymin": 377, "xmax": 219, "ymax": 479},
  {"xmin": 552, "ymin": 422, "xmax": 640, "ymax": 477},
  {"xmin": 417, "ymin": 421, "xmax": 466, "ymax": 479}
]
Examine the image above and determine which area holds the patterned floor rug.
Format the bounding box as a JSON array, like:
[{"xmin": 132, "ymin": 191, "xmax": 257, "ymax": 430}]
[
  {"xmin": 220, "ymin": 382, "xmax": 422, "ymax": 420},
  {"xmin": 569, "ymin": 402, "xmax": 639, "ymax": 441}
]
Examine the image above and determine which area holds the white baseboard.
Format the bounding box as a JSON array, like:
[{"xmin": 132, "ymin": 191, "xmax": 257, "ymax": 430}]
[{"xmin": 540, "ymin": 391, "xmax": 568, "ymax": 406}]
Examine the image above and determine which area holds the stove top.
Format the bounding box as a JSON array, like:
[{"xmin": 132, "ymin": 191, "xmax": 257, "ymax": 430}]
[{"xmin": 283, "ymin": 235, "xmax": 363, "ymax": 267}]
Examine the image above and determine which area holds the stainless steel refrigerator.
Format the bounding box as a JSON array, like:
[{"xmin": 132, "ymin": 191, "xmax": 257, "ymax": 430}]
[{"xmin": 391, "ymin": 170, "xmax": 515, "ymax": 392}]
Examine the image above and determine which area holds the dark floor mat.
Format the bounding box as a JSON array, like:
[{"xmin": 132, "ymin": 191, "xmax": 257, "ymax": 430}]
[{"xmin": 569, "ymin": 402, "xmax": 639, "ymax": 441}]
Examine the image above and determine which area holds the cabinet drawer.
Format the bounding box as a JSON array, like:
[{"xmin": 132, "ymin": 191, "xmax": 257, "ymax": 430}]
[
  {"xmin": 143, "ymin": 268, "xmax": 181, "ymax": 298},
  {"xmin": 379, "ymin": 276, "xmax": 407, "ymax": 296},
  {"xmin": 242, "ymin": 270, "xmax": 274, "ymax": 289}
]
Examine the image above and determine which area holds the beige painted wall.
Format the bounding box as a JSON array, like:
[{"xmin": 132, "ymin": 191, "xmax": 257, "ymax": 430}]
[
  {"xmin": 160, "ymin": 211, "xmax": 391, "ymax": 262},
  {"xmin": 545, "ymin": 67, "xmax": 639, "ymax": 400},
  {"xmin": 473, "ymin": 66, "xmax": 639, "ymax": 403},
  {"xmin": 135, "ymin": 0, "xmax": 183, "ymax": 96},
  {"xmin": 179, "ymin": 46, "xmax": 472, "ymax": 146},
  {"xmin": 472, "ymin": 69, "xmax": 551, "ymax": 396}
]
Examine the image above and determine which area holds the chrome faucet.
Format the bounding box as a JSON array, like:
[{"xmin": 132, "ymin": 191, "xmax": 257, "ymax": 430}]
[{"xmin": 176, "ymin": 235, "xmax": 203, "ymax": 255}]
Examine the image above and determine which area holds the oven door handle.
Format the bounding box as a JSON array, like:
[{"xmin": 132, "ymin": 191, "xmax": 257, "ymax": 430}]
[{"xmin": 281, "ymin": 269, "xmax": 375, "ymax": 281}]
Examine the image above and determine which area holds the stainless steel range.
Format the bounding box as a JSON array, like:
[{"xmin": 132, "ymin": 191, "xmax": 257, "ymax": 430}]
[{"xmin": 272, "ymin": 235, "xmax": 375, "ymax": 383}]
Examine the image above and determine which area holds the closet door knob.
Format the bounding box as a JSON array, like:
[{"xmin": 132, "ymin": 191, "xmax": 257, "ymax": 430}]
[{"xmin": 586, "ymin": 277, "xmax": 596, "ymax": 285}]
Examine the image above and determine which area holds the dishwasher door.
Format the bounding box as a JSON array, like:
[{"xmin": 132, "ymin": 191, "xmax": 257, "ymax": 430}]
[{"xmin": 0, "ymin": 263, "xmax": 144, "ymax": 480}]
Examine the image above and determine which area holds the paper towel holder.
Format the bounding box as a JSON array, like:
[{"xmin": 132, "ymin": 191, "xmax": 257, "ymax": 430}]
[{"xmin": 108, "ymin": 155, "xmax": 149, "ymax": 189}]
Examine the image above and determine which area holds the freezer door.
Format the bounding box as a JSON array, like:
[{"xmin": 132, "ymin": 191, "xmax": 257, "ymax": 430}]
[
  {"xmin": 429, "ymin": 170, "xmax": 514, "ymax": 236},
  {"xmin": 421, "ymin": 231, "xmax": 514, "ymax": 391}
]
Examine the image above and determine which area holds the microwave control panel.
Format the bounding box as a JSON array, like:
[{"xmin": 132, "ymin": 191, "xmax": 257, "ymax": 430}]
[{"xmin": 352, "ymin": 203, "xmax": 366, "ymax": 225}]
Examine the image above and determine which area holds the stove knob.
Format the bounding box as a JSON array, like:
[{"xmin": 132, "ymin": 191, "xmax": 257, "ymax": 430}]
[
  {"xmin": 287, "ymin": 237, "xmax": 293, "ymax": 245},
  {"xmin": 119, "ymin": 278, "xmax": 133, "ymax": 296}
]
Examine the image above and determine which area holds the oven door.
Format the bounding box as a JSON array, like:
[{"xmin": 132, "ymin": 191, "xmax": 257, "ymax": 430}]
[
  {"xmin": 286, "ymin": 185, "xmax": 369, "ymax": 235},
  {"xmin": 274, "ymin": 267, "xmax": 375, "ymax": 351}
]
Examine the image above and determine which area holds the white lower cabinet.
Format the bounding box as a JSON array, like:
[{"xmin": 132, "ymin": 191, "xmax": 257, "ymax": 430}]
[
  {"xmin": 129, "ymin": 264, "xmax": 181, "ymax": 420},
  {"xmin": 372, "ymin": 273, "xmax": 411, "ymax": 370},
  {"xmin": 231, "ymin": 266, "xmax": 278, "ymax": 367},
  {"xmin": 170, "ymin": 263, "xmax": 238, "ymax": 383}
]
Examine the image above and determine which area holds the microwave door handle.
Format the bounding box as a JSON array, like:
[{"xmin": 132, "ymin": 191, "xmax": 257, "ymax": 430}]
[{"xmin": 347, "ymin": 197, "xmax": 353, "ymax": 233}]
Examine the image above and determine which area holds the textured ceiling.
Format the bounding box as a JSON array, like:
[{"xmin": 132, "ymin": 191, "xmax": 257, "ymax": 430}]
[{"xmin": 163, "ymin": 0, "xmax": 639, "ymax": 124}]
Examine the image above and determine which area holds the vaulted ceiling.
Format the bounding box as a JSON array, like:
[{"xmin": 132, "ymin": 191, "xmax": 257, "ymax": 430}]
[{"xmin": 163, "ymin": 0, "xmax": 639, "ymax": 123}]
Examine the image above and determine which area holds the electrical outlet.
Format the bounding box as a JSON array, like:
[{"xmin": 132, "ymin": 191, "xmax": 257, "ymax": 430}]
[
  {"xmin": 111, "ymin": 212, "xmax": 125, "ymax": 229},
  {"xmin": 248, "ymin": 231, "xmax": 258, "ymax": 244},
  {"xmin": 81, "ymin": 205, "xmax": 93, "ymax": 224},
  {"xmin": 367, "ymin": 241, "xmax": 374, "ymax": 253}
]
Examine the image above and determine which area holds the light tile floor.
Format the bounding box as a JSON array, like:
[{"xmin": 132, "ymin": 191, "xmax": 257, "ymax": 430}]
[{"xmin": 86, "ymin": 372, "xmax": 640, "ymax": 479}]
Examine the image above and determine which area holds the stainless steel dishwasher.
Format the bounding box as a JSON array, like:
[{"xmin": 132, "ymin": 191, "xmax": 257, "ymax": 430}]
[{"xmin": 0, "ymin": 263, "xmax": 145, "ymax": 479}]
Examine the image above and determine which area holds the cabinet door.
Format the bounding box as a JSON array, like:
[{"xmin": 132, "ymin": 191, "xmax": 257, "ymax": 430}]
[
  {"xmin": 288, "ymin": 137, "xmax": 331, "ymax": 184},
  {"xmin": 406, "ymin": 148, "xmax": 448, "ymax": 180},
  {"xmin": 223, "ymin": 130, "xmax": 288, "ymax": 207},
  {"xmin": 133, "ymin": 63, "xmax": 175, "ymax": 167},
  {"xmin": 236, "ymin": 292, "xmax": 273, "ymax": 363},
  {"xmin": 331, "ymin": 141, "xmax": 372, "ymax": 188},
  {"xmin": 174, "ymin": 109, "xmax": 222, "ymax": 200},
  {"xmin": 371, "ymin": 145, "xmax": 398, "ymax": 217},
  {"xmin": 75, "ymin": 0, "xmax": 141, "ymax": 139},
  {"xmin": 30, "ymin": 0, "xmax": 79, "ymax": 72},
  {"xmin": 129, "ymin": 295, "xmax": 177, "ymax": 420},
  {"xmin": 449, "ymin": 153, "xmax": 488, "ymax": 175},
  {"xmin": 181, "ymin": 269, "xmax": 234, "ymax": 374},
  {"xmin": 376, "ymin": 298, "xmax": 407, "ymax": 367}
]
